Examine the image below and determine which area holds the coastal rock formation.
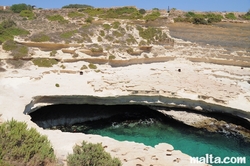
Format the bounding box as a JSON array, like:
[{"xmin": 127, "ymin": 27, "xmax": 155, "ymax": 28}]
[{"xmin": 0, "ymin": 7, "xmax": 249, "ymax": 166}]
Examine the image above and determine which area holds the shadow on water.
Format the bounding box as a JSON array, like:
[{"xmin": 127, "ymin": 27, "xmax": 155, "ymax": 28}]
[{"xmin": 29, "ymin": 104, "xmax": 250, "ymax": 166}]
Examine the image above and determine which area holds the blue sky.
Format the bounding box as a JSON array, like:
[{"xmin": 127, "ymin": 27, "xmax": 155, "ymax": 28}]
[{"xmin": 2, "ymin": 0, "xmax": 250, "ymax": 12}]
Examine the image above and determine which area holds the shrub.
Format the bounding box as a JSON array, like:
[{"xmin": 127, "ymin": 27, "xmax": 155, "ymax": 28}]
[
  {"xmin": 139, "ymin": 9, "xmax": 146, "ymax": 15},
  {"xmin": 144, "ymin": 11, "xmax": 160, "ymax": 21},
  {"xmin": 206, "ymin": 13, "xmax": 223, "ymax": 23},
  {"xmin": 97, "ymin": 36, "xmax": 102, "ymax": 42},
  {"xmin": 60, "ymin": 30, "xmax": 77, "ymax": 39},
  {"xmin": 2, "ymin": 40, "xmax": 18, "ymax": 51},
  {"xmin": 55, "ymin": 83, "xmax": 60, "ymax": 87},
  {"xmin": 85, "ymin": 17, "xmax": 94, "ymax": 23},
  {"xmin": 80, "ymin": 65, "xmax": 88, "ymax": 70},
  {"xmin": 192, "ymin": 14, "xmax": 207, "ymax": 24},
  {"xmin": 1, "ymin": 20, "xmax": 16, "ymax": 29},
  {"xmin": 225, "ymin": 13, "xmax": 236, "ymax": 20},
  {"xmin": 50, "ymin": 50, "xmax": 57, "ymax": 56},
  {"xmin": 10, "ymin": 3, "xmax": 32, "ymax": 13},
  {"xmin": 185, "ymin": 11, "xmax": 196, "ymax": 17},
  {"xmin": 47, "ymin": 15, "xmax": 68, "ymax": 24},
  {"xmin": 0, "ymin": 119, "xmax": 55, "ymax": 165},
  {"xmin": 31, "ymin": 34, "xmax": 50, "ymax": 42},
  {"xmin": 112, "ymin": 21, "xmax": 121, "ymax": 29},
  {"xmin": 88, "ymin": 63, "xmax": 97, "ymax": 69},
  {"xmin": 62, "ymin": 4, "xmax": 93, "ymax": 8},
  {"xmin": 242, "ymin": 10, "xmax": 250, "ymax": 20},
  {"xmin": 99, "ymin": 30, "xmax": 105, "ymax": 37},
  {"xmin": 67, "ymin": 141, "xmax": 121, "ymax": 166},
  {"xmin": 11, "ymin": 45, "xmax": 28, "ymax": 59},
  {"xmin": 3, "ymin": 40, "xmax": 28, "ymax": 59},
  {"xmin": 127, "ymin": 47, "xmax": 134, "ymax": 54},
  {"xmin": 0, "ymin": 20, "xmax": 29, "ymax": 44},
  {"xmin": 20, "ymin": 10, "xmax": 35, "ymax": 20},
  {"xmin": 109, "ymin": 55, "xmax": 116, "ymax": 60},
  {"xmin": 32, "ymin": 58, "xmax": 58, "ymax": 67},
  {"xmin": 101, "ymin": 7, "xmax": 142, "ymax": 19},
  {"xmin": 83, "ymin": 8, "xmax": 105, "ymax": 17},
  {"xmin": 112, "ymin": 31, "xmax": 123, "ymax": 38},
  {"xmin": 103, "ymin": 24, "xmax": 111, "ymax": 30},
  {"xmin": 68, "ymin": 11, "xmax": 85, "ymax": 18}
]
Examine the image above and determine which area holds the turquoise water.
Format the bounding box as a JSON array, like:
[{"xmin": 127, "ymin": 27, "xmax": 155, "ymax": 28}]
[{"xmin": 84, "ymin": 119, "xmax": 250, "ymax": 166}]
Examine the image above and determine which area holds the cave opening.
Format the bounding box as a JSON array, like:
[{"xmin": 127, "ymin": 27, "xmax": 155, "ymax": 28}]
[{"xmin": 28, "ymin": 103, "xmax": 250, "ymax": 166}]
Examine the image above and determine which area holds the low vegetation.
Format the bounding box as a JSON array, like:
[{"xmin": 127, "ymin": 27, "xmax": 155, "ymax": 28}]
[
  {"xmin": 242, "ymin": 10, "xmax": 250, "ymax": 20},
  {"xmin": 174, "ymin": 11, "xmax": 223, "ymax": 24},
  {"xmin": 47, "ymin": 14, "xmax": 68, "ymax": 24},
  {"xmin": 62, "ymin": 4, "xmax": 93, "ymax": 9},
  {"xmin": 0, "ymin": 20, "xmax": 29, "ymax": 44},
  {"xmin": 0, "ymin": 119, "xmax": 55, "ymax": 166},
  {"xmin": 60, "ymin": 30, "xmax": 77, "ymax": 39},
  {"xmin": 3, "ymin": 40, "xmax": 28, "ymax": 59},
  {"xmin": 137, "ymin": 26, "xmax": 168, "ymax": 44},
  {"xmin": 144, "ymin": 11, "xmax": 161, "ymax": 21},
  {"xmin": 20, "ymin": 10, "xmax": 35, "ymax": 20},
  {"xmin": 67, "ymin": 141, "xmax": 121, "ymax": 166},
  {"xmin": 225, "ymin": 13, "xmax": 237, "ymax": 20},
  {"xmin": 68, "ymin": 11, "xmax": 85, "ymax": 18},
  {"xmin": 32, "ymin": 58, "xmax": 58, "ymax": 67},
  {"xmin": 80, "ymin": 65, "xmax": 88, "ymax": 70},
  {"xmin": 88, "ymin": 63, "xmax": 97, "ymax": 69},
  {"xmin": 30, "ymin": 33, "xmax": 50, "ymax": 42},
  {"xmin": 10, "ymin": 3, "xmax": 33, "ymax": 13}
]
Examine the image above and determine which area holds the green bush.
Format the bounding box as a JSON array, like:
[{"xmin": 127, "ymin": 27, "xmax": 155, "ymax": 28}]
[
  {"xmin": 50, "ymin": 50, "xmax": 57, "ymax": 56},
  {"xmin": 0, "ymin": 20, "xmax": 29, "ymax": 44},
  {"xmin": 97, "ymin": 36, "xmax": 102, "ymax": 42},
  {"xmin": 144, "ymin": 11, "xmax": 160, "ymax": 21},
  {"xmin": 225, "ymin": 13, "xmax": 236, "ymax": 19},
  {"xmin": 109, "ymin": 55, "xmax": 116, "ymax": 60},
  {"xmin": 47, "ymin": 15, "xmax": 68, "ymax": 24},
  {"xmin": 20, "ymin": 10, "xmax": 35, "ymax": 20},
  {"xmin": 55, "ymin": 83, "xmax": 60, "ymax": 87},
  {"xmin": 31, "ymin": 34, "xmax": 50, "ymax": 42},
  {"xmin": 0, "ymin": 119, "xmax": 55, "ymax": 165},
  {"xmin": 2, "ymin": 40, "xmax": 18, "ymax": 51},
  {"xmin": 112, "ymin": 21, "xmax": 121, "ymax": 29},
  {"xmin": 206, "ymin": 13, "xmax": 223, "ymax": 23},
  {"xmin": 10, "ymin": 3, "xmax": 32, "ymax": 13},
  {"xmin": 67, "ymin": 141, "xmax": 121, "ymax": 166},
  {"xmin": 60, "ymin": 30, "xmax": 77, "ymax": 39},
  {"xmin": 85, "ymin": 17, "xmax": 94, "ymax": 23},
  {"xmin": 62, "ymin": 4, "xmax": 93, "ymax": 8},
  {"xmin": 80, "ymin": 65, "xmax": 88, "ymax": 70},
  {"xmin": 185, "ymin": 11, "xmax": 196, "ymax": 17},
  {"xmin": 3, "ymin": 40, "xmax": 28, "ymax": 59},
  {"xmin": 68, "ymin": 11, "xmax": 85, "ymax": 18},
  {"xmin": 88, "ymin": 63, "xmax": 97, "ymax": 69},
  {"xmin": 83, "ymin": 8, "xmax": 105, "ymax": 17},
  {"xmin": 100, "ymin": 7, "xmax": 142, "ymax": 19},
  {"xmin": 192, "ymin": 15, "xmax": 208, "ymax": 24},
  {"xmin": 32, "ymin": 58, "xmax": 58, "ymax": 67},
  {"xmin": 139, "ymin": 9, "xmax": 146, "ymax": 15},
  {"xmin": 242, "ymin": 10, "xmax": 250, "ymax": 20},
  {"xmin": 1, "ymin": 20, "xmax": 16, "ymax": 29},
  {"xmin": 99, "ymin": 30, "xmax": 105, "ymax": 37},
  {"xmin": 103, "ymin": 24, "xmax": 111, "ymax": 30}
]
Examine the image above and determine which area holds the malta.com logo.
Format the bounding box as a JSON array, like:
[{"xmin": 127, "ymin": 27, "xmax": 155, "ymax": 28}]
[{"xmin": 190, "ymin": 154, "xmax": 246, "ymax": 164}]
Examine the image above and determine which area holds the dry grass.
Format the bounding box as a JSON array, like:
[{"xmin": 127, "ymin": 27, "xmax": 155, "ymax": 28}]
[{"xmin": 168, "ymin": 22, "xmax": 250, "ymax": 52}]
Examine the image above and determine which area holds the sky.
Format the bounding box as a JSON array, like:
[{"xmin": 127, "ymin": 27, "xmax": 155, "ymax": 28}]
[{"xmin": 1, "ymin": 0, "xmax": 250, "ymax": 12}]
